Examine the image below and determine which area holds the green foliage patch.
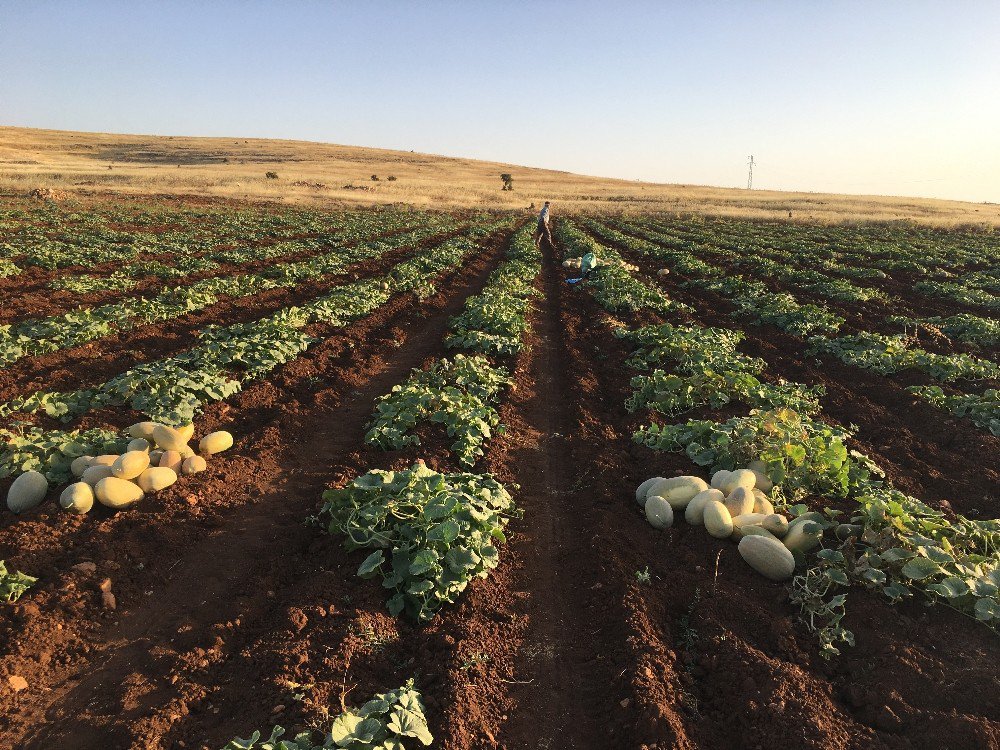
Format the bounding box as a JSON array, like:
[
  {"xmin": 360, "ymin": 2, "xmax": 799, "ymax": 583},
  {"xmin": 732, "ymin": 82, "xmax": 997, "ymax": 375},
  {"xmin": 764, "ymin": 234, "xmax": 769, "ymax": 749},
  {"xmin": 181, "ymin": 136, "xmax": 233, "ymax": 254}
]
[{"xmin": 318, "ymin": 462, "xmax": 516, "ymax": 622}]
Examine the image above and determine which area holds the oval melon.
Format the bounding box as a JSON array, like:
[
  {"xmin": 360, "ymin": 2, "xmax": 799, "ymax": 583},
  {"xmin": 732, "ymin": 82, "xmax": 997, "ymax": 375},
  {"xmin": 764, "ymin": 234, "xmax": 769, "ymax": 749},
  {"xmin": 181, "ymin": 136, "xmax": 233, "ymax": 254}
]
[
  {"xmin": 685, "ymin": 488, "xmax": 723, "ymax": 526},
  {"xmin": 783, "ymin": 520, "xmax": 824, "ymax": 553},
  {"xmin": 739, "ymin": 535, "xmax": 795, "ymax": 581},
  {"xmin": 738, "ymin": 525, "xmax": 779, "ymax": 542},
  {"xmin": 136, "ymin": 467, "xmax": 178, "ymax": 493},
  {"xmin": 7, "ymin": 470, "xmax": 48, "ymax": 513},
  {"xmin": 59, "ymin": 482, "xmax": 94, "ymax": 514},
  {"xmin": 731, "ymin": 512, "xmax": 768, "ymax": 540},
  {"xmin": 181, "ymin": 455, "xmax": 208, "ymax": 475},
  {"xmin": 127, "ymin": 438, "xmax": 150, "ymax": 453},
  {"xmin": 787, "ymin": 512, "xmax": 825, "ymax": 532},
  {"xmin": 635, "ymin": 476, "xmax": 666, "ymax": 506},
  {"xmin": 761, "ymin": 514, "xmax": 790, "ymax": 537},
  {"xmin": 81, "ymin": 465, "xmax": 114, "ymax": 487},
  {"xmin": 724, "ymin": 486, "xmax": 754, "ymax": 518},
  {"xmin": 152, "ymin": 424, "xmax": 190, "ymax": 452},
  {"xmin": 752, "ymin": 489, "xmax": 774, "ymax": 515},
  {"xmin": 199, "ymin": 430, "xmax": 234, "ymax": 456},
  {"xmin": 94, "ymin": 477, "xmax": 144, "ymax": 509},
  {"xmin": 710, "ymin": 470, "xmax": 731, "ymax": 490},
  {"xmin": 747, "ymin": 460, "xmax": 773, "ymax": 492},
  {"xmin": 721, "ymin": 469, "xmax": 756, "ymax": 495},
  {"xmin": 112, "ymin": 451, "xmax": 150, "ymax": 480},
  {"xmin": 703, "ymin": 500, "xmax": 733, "ymax": 539},
  {"xmin": 91, "ymin": 454, "xmax": 119, "ymax": 467},
  {"xmin": 70, "ymin": 455, "xmax": 94, "ymax": 477},
  {"xmin": 644, "ymin": 495, "xmax": 674, "ymax": 530},
  {"xmin": 127, "ymin": 421, "xmax": 160, "ymax": 441},
  {"xmin": 158, "ymin": 450, "xmax": 182, "ymax": 473},
  {"xmin": 645, "ymin": 476, "xmax": 708, "ymax": 510}
]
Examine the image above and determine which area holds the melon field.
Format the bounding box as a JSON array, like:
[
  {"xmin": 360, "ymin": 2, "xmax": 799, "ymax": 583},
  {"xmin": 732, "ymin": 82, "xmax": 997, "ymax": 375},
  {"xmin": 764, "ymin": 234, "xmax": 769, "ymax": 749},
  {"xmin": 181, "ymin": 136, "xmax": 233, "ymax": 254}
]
[{"xmin": 1, "ymin": 195, "xmax": 998, "ymax": 750}]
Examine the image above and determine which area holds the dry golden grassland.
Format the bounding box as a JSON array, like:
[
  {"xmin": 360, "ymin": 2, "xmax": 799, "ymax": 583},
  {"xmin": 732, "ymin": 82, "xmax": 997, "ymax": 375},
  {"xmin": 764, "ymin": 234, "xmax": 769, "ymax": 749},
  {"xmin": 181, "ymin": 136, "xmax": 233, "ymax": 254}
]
[{"xmin": 1, "ymin": 126, "xmax": 998, "ymax": 227}]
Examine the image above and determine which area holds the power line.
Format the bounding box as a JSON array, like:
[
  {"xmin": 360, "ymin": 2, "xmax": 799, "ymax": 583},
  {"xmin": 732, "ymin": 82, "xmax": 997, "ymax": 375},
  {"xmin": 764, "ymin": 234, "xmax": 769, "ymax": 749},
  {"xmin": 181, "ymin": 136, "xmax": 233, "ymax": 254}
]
[{"xmin": 746, "ymin": 155, "xmax": 756, "ymax": 190}]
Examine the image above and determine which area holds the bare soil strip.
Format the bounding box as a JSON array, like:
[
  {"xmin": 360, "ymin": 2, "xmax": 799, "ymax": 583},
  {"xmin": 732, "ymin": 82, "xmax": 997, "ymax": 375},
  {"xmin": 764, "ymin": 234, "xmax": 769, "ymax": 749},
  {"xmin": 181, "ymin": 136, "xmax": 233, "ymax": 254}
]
[{"xmin": 489, "ymin": 238, "xmax": 633, "ymax": 748}]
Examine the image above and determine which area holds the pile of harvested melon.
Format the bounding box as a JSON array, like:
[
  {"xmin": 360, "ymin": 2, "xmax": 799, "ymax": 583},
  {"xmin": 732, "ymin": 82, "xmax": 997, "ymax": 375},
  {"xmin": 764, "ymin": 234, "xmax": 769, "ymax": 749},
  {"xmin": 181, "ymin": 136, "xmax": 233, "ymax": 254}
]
[
  {"xmin": 636, "ymin": 464, "xmax": 821, "ymax": 582},
  {"xmin": 6, "ymin": 422, "xmax": 234, "ymax": 516}
]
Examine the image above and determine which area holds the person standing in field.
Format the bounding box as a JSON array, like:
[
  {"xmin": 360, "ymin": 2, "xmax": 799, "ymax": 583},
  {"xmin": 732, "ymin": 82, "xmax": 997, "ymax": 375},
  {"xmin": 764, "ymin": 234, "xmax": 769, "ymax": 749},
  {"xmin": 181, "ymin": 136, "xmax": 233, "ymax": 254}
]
[{"xmin": 534, "ymin": 201, "xmax": 553, "ymax": 248}]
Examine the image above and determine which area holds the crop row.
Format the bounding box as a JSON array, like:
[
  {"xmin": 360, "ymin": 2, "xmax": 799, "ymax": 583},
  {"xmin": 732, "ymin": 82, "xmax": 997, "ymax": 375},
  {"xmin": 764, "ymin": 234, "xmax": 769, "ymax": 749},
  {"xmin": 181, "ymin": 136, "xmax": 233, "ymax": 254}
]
[
  {"xmin": 0, "ymin": 200, "xmax": 413, "ymax": 274},
  {"xmin": 637, "ymin": 212, "xmax": 998, "ymax": 279},
  {"xmin": 616, "ymin": 215, "xmax": 1000, "ymax": 332},
  {"xmin": 581, "ymin": 219, "xmax": 1000, "ymax": 438},
  {"xmin": 228, "ymin": 225, "xmax": 543, "ymax": 743},
  {"xmin": 0, "ymin": 216, "xmax": 459, "ymax": 369},
  {"xmin": 558, "ymin": 220, "xmax": 1000, "ymax": 654},
  {"xmin": 0, "ymin": 219, "xmax": 513, "ymax": 485},
  {"xmin": 41, "ymin": 210, "xmax": 430, "ymax": 296},
  {"xmin": 320, "ymin": 222, "xmax": 542, "ymax": 621}
]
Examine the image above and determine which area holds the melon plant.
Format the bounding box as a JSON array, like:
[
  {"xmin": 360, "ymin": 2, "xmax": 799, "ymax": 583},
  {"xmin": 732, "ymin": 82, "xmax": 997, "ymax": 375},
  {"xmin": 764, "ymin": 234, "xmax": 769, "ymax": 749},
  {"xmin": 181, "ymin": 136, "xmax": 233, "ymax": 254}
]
[
  {"xmin": 365, "ymin": 355, "xmax": 510, "ymax": 468},
  {"xmin": 221, "ymin": 679, "xmax": 432, "ymax": 749},
  {"xmin": 635, "ymin": 407, "xmax": 879, "ymax": 499},
  {"xmin": 0, "ymin": 424, "xmax": 127, "ymax": 484},
  {"xmin": 318, "ymin": 461, "xmax": 517, "ymax": 622},
  {"xmin": 0, "ymin": 560, "xmax": 36, "ymax": 603}
]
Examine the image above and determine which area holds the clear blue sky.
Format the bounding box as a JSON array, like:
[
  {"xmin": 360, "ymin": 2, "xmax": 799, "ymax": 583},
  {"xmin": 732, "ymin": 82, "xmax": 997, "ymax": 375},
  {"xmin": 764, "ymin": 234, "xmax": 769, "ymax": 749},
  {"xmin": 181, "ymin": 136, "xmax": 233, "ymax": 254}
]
[{"xmin": 3, "ymin": 1, "xmax": 998, "ymax": 202}]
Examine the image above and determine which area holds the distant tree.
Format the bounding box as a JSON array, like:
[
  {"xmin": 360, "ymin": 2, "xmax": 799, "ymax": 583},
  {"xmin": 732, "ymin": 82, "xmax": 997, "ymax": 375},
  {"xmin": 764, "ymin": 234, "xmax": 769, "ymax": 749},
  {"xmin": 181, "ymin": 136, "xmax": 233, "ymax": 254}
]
[
  {"xmin": 265, "ymin": 171, "xmax": 279, "ymax": 179},
  {"xmin": 371, "ymin": 174, "xmax": 379, "ymax": 181},
  {"xmin": 387, "ymin": 175, "xmax": 397, "ymax": 182},
  {"xmin": 500, "ymin": 173, "xmax": 514, "ymax": 191}
]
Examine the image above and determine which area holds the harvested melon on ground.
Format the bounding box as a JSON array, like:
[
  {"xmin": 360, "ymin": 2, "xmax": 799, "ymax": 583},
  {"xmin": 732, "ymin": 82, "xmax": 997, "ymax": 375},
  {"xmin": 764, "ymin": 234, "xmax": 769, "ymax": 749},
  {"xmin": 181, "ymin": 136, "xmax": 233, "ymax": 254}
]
[
  {"xmin": 739, "ymin": 535, "xmax": 796, "ymax": 581},
  {"xmin": 703, "ymin": 500, "xmax": 734, "ymax": 539},
  {"xmin": 60, "ymin": 482, "xmax": 94, "ymax": 514},
  {"xmin": 199, "ymin": 430, "xmax": 233, "ymax": 456},
  {"xmin": 95, "ymin": 477, "xmax": 144, "ymax": 509},
  {"xmin": 136, "ymin": 467, "xmax": 178, "ymax": 493},
  {"xmin": 685, "ymin": 488, "xmax": 723, "ymax": 525},
  {"xmin": 7, "ymin": 471, "xmax": 48, "ymax": 514},
  {"xmin": 112, "ymin": 451, "xmax": 150, "ymax": 480},
  {"xmin": 645, "ymin": 476, "xmax": 708, "ymax": 510},
  {"xmin": 644, "ymin": 495, "xmax": 674, "ymax": 530}
]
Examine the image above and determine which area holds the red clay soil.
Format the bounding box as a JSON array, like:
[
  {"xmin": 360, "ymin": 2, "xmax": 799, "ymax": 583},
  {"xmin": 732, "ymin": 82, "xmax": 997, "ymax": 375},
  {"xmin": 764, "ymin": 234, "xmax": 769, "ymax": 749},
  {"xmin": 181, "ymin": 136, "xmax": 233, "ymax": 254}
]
[
  {"xmin": 2, "ymin": 212, "xmax": 999, "ymax": 750},
  {"xmin": 511, "ymin": 236, "xmax": 1000, "ymax": 749}
]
